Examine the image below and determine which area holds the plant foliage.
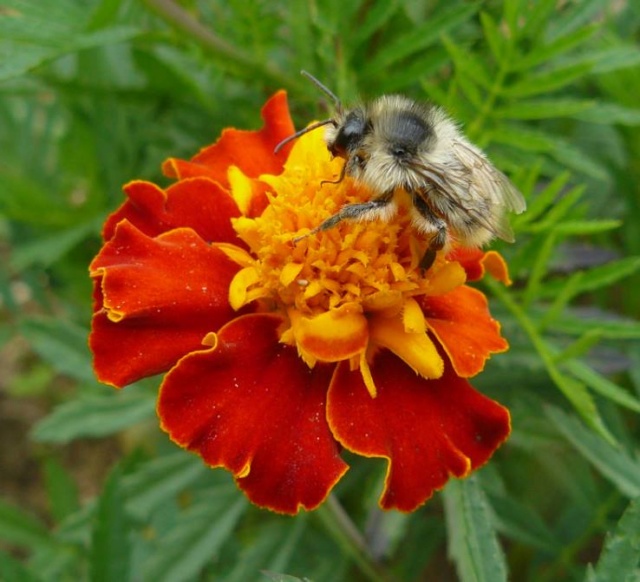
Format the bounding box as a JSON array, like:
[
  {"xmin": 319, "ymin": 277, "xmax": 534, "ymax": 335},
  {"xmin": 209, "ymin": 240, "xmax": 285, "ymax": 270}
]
[{"xmin": 1, "ymin": 0, "xmax": 639, "ymax": 580}]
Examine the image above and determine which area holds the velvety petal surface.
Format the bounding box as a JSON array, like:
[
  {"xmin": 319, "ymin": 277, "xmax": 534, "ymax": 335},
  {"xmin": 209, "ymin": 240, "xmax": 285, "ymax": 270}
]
[
  {"xmin": 421, "ymin": 285, "xmax": 508, "ymax": 378},
  {"xmin": 158, "ymin": 314, "xmax": 349, "ymax": 514},
  {"xmin": 103, "ymin": 179, "xmax": 242, "ymax": 244},
  {"xmin": 448, "ymin": 248, "xmax": 511, "ymax": 284},
  {"xmin": 90, "ymin": 221, "xmax": 239, "ymax": 387},
  {"xmin": 327, "ymin": 350, "xmax": 510, "ymax": 511},
  {"xmin": 162, "ymin": 91, "xmax": 295, "ymax": 188}
]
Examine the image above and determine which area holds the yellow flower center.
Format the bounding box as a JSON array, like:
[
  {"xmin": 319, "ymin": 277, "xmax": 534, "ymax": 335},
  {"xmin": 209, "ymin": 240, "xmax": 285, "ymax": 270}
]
[{"xmin": 217, "ymin": 128, "xmax": 467, "ymax": 392}]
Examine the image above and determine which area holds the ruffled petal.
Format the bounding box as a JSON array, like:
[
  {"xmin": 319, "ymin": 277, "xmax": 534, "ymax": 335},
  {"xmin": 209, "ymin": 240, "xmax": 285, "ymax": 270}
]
[
  {"xmin": 368, "ymin": 313, "xmax": 443, "ymax": 379},
  {"xmin": 447, "ymin": 248, "xmax": 511, "ymax": 285},
  {"xmin": 162, "ymin": 91, "xmax": 295, "ymax": 188},
  {"xmin": 327, "ymin": 350, "xmax": 510, "ymax": 511},
  {"xmin": 157, "ymin": 313, "xmax": 348, "ymax": 514},
  {"xmin": 288, "ymin": 305, "xmax": 369, "ymax": 365},
  {"xmin": 421, "ymin": 286, "xmax": 508, "ymax": 378},
  {"xmin": 102, "ymin": 178, "xmax": 242, "ymax": 244},
  {"xmin": 90, "ymin": 221, "xmax": 240, "ymax": 387}
]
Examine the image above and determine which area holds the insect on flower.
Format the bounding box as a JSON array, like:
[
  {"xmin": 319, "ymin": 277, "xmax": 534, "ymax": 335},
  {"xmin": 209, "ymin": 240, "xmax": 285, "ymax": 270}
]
[{"xmin": 276, "ymin": 71, "xmax": 527, "ymax": 271}]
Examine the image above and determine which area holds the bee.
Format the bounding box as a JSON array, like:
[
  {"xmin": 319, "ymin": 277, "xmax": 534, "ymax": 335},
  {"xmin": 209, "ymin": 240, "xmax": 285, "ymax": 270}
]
[{"xmin": 276, "ymin": 71, "xmax": 526, "ymax": 271}]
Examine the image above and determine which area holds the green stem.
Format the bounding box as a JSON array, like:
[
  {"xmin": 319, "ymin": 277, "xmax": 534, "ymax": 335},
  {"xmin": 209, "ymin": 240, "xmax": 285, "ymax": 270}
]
[
  {"xmin": 143, "ymin": 0, "xmax": 301, "ymax": 90},
  {"xmin": 315, "ymin": 495, "xmax": 397, "ymax": 582}
]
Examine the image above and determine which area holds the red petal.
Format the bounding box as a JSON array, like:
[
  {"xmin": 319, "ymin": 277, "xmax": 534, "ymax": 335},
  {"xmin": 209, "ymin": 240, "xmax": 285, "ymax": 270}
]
[
  {"xmin": 328, "ymin": 351, "xmax": 510, "ymax": 511},
  {"xmin": 158, "ymin": 314, "xmax": 348, "ymax": 514},
  {"xmin": 447, "ymin": 247, "xmax": 511, "ymax": 284},
  {"xmin": 162, "ymin": 92, "xmax": 295, "ymax": 189},
  {"xmin": 102, "ymin": 179, "xmax": 242, "ymax": 244},
  {"xmin": 90, "ymin": 221, "xmax": 240, "ymax": 387},
  {"xmin": 421, "ymin": 286, "xmax": 508, "ymax": 378}
]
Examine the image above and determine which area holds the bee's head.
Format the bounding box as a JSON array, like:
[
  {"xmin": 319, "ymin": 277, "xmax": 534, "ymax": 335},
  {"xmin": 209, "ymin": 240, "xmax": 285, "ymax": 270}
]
[{"xmin": 340, "ymin": 97, "xmax": 435, "ymax": 192}]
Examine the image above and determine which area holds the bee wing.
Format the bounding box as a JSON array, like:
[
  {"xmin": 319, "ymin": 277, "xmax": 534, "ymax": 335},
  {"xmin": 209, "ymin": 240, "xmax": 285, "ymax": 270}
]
[
  {"xmin": 451, "ymin": 140, "xmax": 527, "ymax": 214},
  {"xmin": 413, "ymin": 161, "xmax": 517, "ymax": 242}
]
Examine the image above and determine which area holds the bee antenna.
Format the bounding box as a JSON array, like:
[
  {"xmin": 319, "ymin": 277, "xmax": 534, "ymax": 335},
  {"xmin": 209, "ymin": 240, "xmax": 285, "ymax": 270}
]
[
  {"xmin": 300, "ymin": 70, "xmax": 342, "ymax": 112},
  {"xmin": 274, "ymin": 119, "xmax": 334, "ymax": 154}
]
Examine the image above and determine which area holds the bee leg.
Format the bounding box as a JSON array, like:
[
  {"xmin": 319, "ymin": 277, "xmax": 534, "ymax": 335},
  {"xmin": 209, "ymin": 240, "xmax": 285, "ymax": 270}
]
[
  {"xmin": 411, "ymin": 191, "xmax": 447, "ymax": 272},
  {"xmin": 295, "ymin": 191, "xmax": 394, "ymax": 242},
  {"xmin": 419, "ymin": 225, "xmax": 447, "ymax": 272}
]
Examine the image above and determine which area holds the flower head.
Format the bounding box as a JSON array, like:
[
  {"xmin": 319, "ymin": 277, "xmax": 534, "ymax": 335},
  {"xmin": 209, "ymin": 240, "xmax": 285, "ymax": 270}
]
[{"xmin": 90, "ymin": 92, "xmax": 511, "ymax": 514}]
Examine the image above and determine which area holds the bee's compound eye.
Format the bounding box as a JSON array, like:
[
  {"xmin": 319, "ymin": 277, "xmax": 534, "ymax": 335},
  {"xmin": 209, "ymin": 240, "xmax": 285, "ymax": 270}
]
[{"xmin": 332, "ymin": 111, "xmax": 367, "ymax": 157}]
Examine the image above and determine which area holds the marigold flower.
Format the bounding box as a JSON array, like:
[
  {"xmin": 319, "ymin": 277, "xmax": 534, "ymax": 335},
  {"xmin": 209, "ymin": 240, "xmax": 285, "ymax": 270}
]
[{"xmin": 90, "ymin": 92, "xmax": 512, "ymax": 514}]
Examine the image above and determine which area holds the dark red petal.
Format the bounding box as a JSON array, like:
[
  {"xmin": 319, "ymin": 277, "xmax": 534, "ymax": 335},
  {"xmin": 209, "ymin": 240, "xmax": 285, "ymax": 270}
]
[
  {"xmin": 90, "ymin": 221, "xmax": 240, "ymax": 387},
  {"xmin": 328, "ymin": 350, "xmax": 510, "ymax": 512},
  {"xmin": 421, "ymin": 286, "xmax": 508, "ymax": 378},
  {"xmin": 102, "ymin": 178, "xmax": 242, "ymax": 244},
  {"xmin": 447, "ymin": 247, "xmax": 511, "ymax": 284},
  {"xmin": 158, "ymin": 313, "xmax": 348, "ymax": 514},
  {"xmin": 162, "ymin": 91, "xmax": 295, "ymax": 189}
]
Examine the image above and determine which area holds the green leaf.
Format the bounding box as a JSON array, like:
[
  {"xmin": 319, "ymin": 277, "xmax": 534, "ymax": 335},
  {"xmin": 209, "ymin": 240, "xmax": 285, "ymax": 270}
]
[
  {"xmin": 43, "ymin": 458, "xmax": 80, "ymax": 524},
  {"xmin": 585, "ymin": 499, "xmax": 640, "ymax": 582},
  {"xmin": 488, "ymin": 493, "xmax": 558, "ymax": 552},
  {"xmin": 443, "ymin": 476, "xmax": 508, "ymax": 582},
  {"xmin": 11, "ymin": 220, "xmax": 98, "ymax": 270},
  {"xmin": 573, "ymin": 102, "xmax": 640, "ymax": 125},
  {"xmin": 546, "ymin": 309, "xmax": 640, "ymax": 340},
  {"xmin": 547, "ymin": 407, "xmax": 640, "ymax": 498},
  {"xmin": 32, "ymin": 391, "xmax": 156, "ymax": 444},
  {"xmin": 0, "ymin": 551, "xmax": 41, "ymax": 582},
  {"xmin": 361, "ymin": 3, "xmax": 478, "ymax": 77},
  {"xmin": 0, "ymin": 499, "xmax": 54, "ymax": 552},
  {"xmin": 90, "ymin": 465, "xmax": 132, "ymax": 582},
  {"xmin": 563, "ymin": 359, "xmax": 640, "ymax": 413},
  {"xmin": 123, "ymin": 453, "xmax": 208, "ymax": 520},
  {"xmin": 513, "ymin": 24, "xmax": 597, "ymax": 70},
  {"xmin": 540, "ymin": 257, "xmax": 640, "ymax": 298},
  {"xmin": 552, "ymin": 329, "xmax": 604, "ymax": 364},
  {"xmin": 0, "ymin": 0, "xmax": 140, "ymax": 81},
  {"xmin": 351, "ymin": 0, "xmax": 399, "ymax": 49},
  {"xmin": 142, "ymin": 491, "xmax": 247, "ymax": 582},
  {"xmin": 502, "ymin": 64, "xmax": 593, "ymax": 98},
  {"xmin": 480, "ymin": 12, "xmax": 506, "ymax": 64},
  {"xmin": 495, "ymin": 98, "xmax": 595, "ymax": 120},
  {"xmin": 19, "ymin": 317, "xmax": 94, "ymax": 383}
]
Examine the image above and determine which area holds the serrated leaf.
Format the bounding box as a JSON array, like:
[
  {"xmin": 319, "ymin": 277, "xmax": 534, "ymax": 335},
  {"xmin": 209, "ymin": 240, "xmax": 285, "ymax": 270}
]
[
  {"xmin": 361, "ymin": 3, "xmax": 478, "ymax": 77},
  {"xmin": 142, "ymin": 492, "xmax": 247, "ymax": 582},
  {"xmin": 19, "ymin": 317, "xmax": 94, "ymax": 383},
  {"xmin": 573, "ymin": 103, "xmax": 640, "ymax": 125},
  {"xmin": 586, "ymin": 499, "xmax": 640, "ymax": 582},
  {"xmin": 502, "ymin": 64, "xmax": 592, "ymax": 98},
  {"xmin": 564, "ymin": 359, "xmax": 640, "ymax": 413},
  {"xmin": 32, "ymin": 391, "xmax": 156, "ymax": 443},
  {"xmin": 44, "ymin": 458, "xmax": 79, "ymax": 524},
  {"xmin": 443, "ymin": 476, "xmax": 507, "ymax": 582},
  {"xmin": 540, "ymin": 257, "xmax": 640, "ymax": 298},
  {"xmin": 90, "ymin": 465, "xmax": 131, "ymax": 582},
  {"xmin": 0, "ymin": 551, "xmax": 41, "ymax": 582},
  {"xmin": 513, "ymin": 24, "xmax": 597, "ymax": 71},
  {"xmin": 495, "ymin": 98, "xmax": 595, "ymax": 120},
  {"xmin": 547, "ymin": 407, "xmax": 640, "ymax": 498},
  {"xmin": 11, "ymin": 220, "xmax": 98, "ymax": 270},
  {"xmin": 480, "ymin": 12, "xmax": 506, "ymax": 64},
  {"xmin": 0, "ymin": 499, "xmax": 54, "ymax": 552},
  {"xmin": 123, "ymin": 453, "xmax": 208, "ymax": 520},
  {"xmin": 351, "ymin": 0, "xmax": 399, "ymax": 49},
  {"xmin": 0, "ymin": 0, "xmax": 140, "ymax": 81},
  {"xmin": 488, "ymin": 493, "xmax": 558, "ymax": 552},
  {"xmin": 547, "ymin": 310, "xmax": 640, "ymax": 340}
]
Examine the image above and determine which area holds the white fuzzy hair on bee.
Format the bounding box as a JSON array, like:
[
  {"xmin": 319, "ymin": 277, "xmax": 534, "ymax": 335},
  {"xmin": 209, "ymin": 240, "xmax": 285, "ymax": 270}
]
[{"xmin": 275, "ymin": 71, "xmax": 526, "ymax": 271}]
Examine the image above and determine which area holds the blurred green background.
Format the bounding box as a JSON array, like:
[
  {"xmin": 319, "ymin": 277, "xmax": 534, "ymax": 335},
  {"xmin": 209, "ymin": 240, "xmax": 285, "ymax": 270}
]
[{"xmin": 1, "ymin": 1, "xmax": 640, "ymax": 581}]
